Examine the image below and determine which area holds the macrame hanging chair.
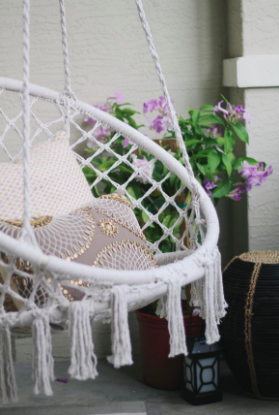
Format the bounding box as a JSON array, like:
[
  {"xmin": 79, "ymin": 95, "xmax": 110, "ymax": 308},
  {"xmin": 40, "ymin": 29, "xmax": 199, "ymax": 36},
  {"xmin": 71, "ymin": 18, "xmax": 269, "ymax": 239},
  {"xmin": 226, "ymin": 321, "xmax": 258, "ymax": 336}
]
[{"xmin": 0, "ymin": 0, "xmax": 227, "ymax": 403}]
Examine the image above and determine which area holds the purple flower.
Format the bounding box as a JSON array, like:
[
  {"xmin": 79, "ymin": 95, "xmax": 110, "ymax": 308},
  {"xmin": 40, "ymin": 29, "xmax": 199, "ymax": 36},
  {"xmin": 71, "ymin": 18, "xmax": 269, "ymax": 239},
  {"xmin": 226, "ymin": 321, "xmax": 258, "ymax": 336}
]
[
  {"xmin": 214, "ymin": 145, "xmax": 225, "ymax": 154},
  {"xmin": 213, "ymin": 100, "xmax": 252, "ymax": 124},
  {"xmin": 143, "ymin": 99, "xmax": 160, "ymax": 114},
  {"xmin": 143, "ymin": 96, "xmax": 173, "ymax": 134},
  {"xmin": 122, "ymin": 137, "xmax": 133, "ymax": 148},
  {"xmin": 84, "ymin": 102, "xmax": 112, "ymax": 127},
  {"xmin": 213, "ymin": 100, "xmax": 228, "ymax": 116},
  {"xmin": 115, "ymin": 91, "xmax": 124, "ymax": 105},
  {"xmin": 239, "ymin": 161, "xmax": 273, "ymax": 186},
  {"xmin": 131, "ymin": 154, "xmax": 154, "ymax": 184},
  {"xmin": 227, "ymin": 161, "xmax": 273, "ymax": 201},
  {"xmin": 209, "ymin": 127, "xmax": 224, "ymax": 138},
  {"xmin": 108, "ymin": 91, "xmax": 124, "ymax": 105},
  {"xmin": 152, "ymin": 115, "xmax": 164, "ymax": 133},
  {"xmin": 227, "ymin": 188, "xmax": 242, "ymax": 201},
  {"xmin": 203, "ymin": 179, "xmax": 217, "ymax": 196}
]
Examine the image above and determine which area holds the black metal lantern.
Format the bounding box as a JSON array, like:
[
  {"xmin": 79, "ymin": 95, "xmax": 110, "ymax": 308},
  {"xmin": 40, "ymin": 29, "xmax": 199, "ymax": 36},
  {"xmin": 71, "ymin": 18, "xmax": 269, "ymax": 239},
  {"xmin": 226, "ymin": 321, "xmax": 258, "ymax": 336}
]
[{"xmin": 182, "ymin": 337, "xmax": 222, "ymax": 405}]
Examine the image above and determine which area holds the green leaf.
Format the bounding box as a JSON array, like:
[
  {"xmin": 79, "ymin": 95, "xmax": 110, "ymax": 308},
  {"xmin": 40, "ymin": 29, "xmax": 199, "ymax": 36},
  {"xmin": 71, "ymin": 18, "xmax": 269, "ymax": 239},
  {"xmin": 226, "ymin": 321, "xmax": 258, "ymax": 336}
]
[
  {"xmin": 211, "ymin": 179, "xmax": 233, "ymax": 198},
  {"xmin": 204, "ymin": 171, "xmax": 216, "ymax": 182},
  {"xmin": 121, "ymin": 108, "xmax": 140, "ymax": 116},
  {"xmin": 92, "ymin": 185, "xmax": 100, "ymax": 198},
  {"xmin": 233, "ymin": 157, "xmax": 258, "ymax": 170},
  {"xmin": 185, "ymin": 139, "xmax": 202, "ymax": 147},
  {"xmin": 142, "ymin": 210, "xmax": 150, "ymax": 224},
  {"xmin": 162, "ymin": 214, "xmax": 179, "ymax": 229},
  {"xmin": 232, "ymin": 123, "xmax": 249, "ymax": 144},
  {"xmin": 197, "ymin": 162, "xmax": 206, "ymax": 175},
  {"xmin": 199, "ymin": 115, "xmax": 224, "ymax": 126},
  {"xmin": 208, "ymin": 152, "xmax": 221, "ymax": 171},
  {"xmin": 224, "ymin": 129, "xmax": 235, "ymax": 154},
  {"xmin": 222, "ymin": 153, "xmax": 232, "ymax": 177},
  {"xmin": 115, "ymin": 107, "xmax": 124, "ymax": 121},
  {"xmin": 190, "ymin": 109, "xmax": 200, "ymax": 125},
  {"xmin": 173, "ymin": 220, "xmax": 183, "ymax": 236},
  {"xmin": 169, "ymin": 174, "xmax": 176, "ymax": 186},
  {"xmin": 227, "ymin": 152, "xmax": 236, "ymax": 164},
  {"xmin": 127, "ymin": 185, "xmax": 142, "ymax": 200},
  {"xmin": 200, "ymin": 105, "xmax": 214, "ymax": 111},
  {"xmin": 98, "ymin": 160, "xmax": 115, "ymax": 172},
  {"xmin": 125, "ymin": 116, "xmax": 137, "ymax": 129}
]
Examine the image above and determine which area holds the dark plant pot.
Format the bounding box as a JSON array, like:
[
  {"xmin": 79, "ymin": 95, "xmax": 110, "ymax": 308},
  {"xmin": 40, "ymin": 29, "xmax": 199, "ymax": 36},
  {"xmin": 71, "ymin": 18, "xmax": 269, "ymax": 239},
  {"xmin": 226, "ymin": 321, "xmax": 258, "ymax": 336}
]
[
  {"xmin": 136, "ymin": 304, "xmax": 205, "ymax": 390},
  {"xmin": 220, "ymin": 252, "xmax": 279, "ymax": 400}
]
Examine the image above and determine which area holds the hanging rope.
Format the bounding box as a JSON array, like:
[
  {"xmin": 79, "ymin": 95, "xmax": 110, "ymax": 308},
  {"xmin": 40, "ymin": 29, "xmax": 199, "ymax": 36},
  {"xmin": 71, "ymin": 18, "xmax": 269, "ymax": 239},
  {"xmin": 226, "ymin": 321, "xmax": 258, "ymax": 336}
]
[
  {"xmin": 134, "ymin": 0, "xmax": 200, "ymax": 220},
  {"xmin": 59, "ymin": 0, "xmax": 75, "ymax": 99},
  {"xmin": 59, "ymin": 0, "xmax": 76, "ymax": 138},
  {"xmin": 21, "ymin": 0, "xmax": 37, "ymax": 245}
]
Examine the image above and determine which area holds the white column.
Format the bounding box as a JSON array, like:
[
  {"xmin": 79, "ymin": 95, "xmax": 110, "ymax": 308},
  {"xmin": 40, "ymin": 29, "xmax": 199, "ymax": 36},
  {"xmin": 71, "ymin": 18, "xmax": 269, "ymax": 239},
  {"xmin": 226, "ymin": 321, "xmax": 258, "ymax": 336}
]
[{"xmin": 224, "ymin": 0, "xmax": 279, "ymax": 252}]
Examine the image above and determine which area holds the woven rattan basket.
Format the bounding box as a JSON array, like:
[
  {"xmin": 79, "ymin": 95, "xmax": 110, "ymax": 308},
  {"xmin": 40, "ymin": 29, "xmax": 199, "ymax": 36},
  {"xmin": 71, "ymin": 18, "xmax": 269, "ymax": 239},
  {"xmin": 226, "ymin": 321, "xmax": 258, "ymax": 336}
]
[{"xmin": 221, "ymin": 251, "xmax": 279, "ymax": 400}]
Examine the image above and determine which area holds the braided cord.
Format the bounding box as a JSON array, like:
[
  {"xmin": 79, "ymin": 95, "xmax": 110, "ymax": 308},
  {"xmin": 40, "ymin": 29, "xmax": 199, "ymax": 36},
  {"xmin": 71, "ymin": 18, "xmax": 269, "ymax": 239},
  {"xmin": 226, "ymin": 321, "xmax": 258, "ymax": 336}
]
[
  {"xmin": 22, "ymin": 0, "xmax": 36, "ymax": 244},
  {"xmin": 59, "ymin": 0, "xmax": 75, "ymax": 98},
  {"xmin": 58, "ymin": 0, "xmax": 76, "ymax": 138},
  {"xmin": 134, "ymin": 1, "xmax": 198, "ymax": 188},
  {"xmin": 134, "ymin": 0, "xmax": 201, "ymax": 247}
]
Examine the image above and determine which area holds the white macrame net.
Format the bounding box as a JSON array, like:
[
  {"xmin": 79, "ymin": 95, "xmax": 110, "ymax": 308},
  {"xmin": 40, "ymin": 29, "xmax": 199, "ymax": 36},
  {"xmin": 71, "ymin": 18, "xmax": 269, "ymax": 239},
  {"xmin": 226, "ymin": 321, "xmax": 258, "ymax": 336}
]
[{"xmin": 0, "ymin": 0, "xmax": 227, "ymax": 403}]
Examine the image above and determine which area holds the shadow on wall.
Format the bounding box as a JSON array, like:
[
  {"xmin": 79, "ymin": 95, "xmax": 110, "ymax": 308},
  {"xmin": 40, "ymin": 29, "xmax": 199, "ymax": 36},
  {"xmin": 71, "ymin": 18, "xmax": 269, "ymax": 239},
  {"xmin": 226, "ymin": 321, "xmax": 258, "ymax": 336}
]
[
  {"xmin": 192, "ymin": 0, "xmax": 249, "ymax": 266},
  {"xmin": 217, "ymin": 88, "xmax": 249, "ymax": 268}
]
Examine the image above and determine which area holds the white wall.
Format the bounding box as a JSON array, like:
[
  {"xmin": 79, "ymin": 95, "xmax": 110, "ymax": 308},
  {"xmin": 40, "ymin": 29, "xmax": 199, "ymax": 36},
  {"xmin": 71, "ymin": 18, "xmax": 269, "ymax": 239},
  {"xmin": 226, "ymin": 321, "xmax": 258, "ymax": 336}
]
[
  {"xmin": 0, "ymin": 0, "xmax": 226, "ymax": 123},
  {"xmin": 0, "ymin": 0, "xmax": 227, "ymax": 360},
  {"xmin": 224, "ymin": 0, "xmax": 279, "ymax": 256}
]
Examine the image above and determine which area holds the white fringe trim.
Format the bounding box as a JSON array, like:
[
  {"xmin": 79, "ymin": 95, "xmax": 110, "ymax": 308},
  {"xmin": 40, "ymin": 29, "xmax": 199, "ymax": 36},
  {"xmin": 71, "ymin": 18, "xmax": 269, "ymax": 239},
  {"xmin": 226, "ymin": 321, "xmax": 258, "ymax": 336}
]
[
  {"xmin": 107, "ymin": 285, "xmax": 133, "ymax": 368},
  {"xmin": 68, "ymin": 302, "xmax": 98, "ymax": 380},
  {"xmin": 0, "ymin": 326, "xmax": 18, "ymax": 403}
]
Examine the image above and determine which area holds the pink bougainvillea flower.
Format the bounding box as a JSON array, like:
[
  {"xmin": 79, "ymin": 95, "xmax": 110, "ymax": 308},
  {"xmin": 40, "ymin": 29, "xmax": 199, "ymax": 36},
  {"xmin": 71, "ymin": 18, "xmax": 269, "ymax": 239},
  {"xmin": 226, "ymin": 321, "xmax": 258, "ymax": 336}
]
[{"xmin": 131, "ymin": 154, "xmax": 154, "ymax": 184}]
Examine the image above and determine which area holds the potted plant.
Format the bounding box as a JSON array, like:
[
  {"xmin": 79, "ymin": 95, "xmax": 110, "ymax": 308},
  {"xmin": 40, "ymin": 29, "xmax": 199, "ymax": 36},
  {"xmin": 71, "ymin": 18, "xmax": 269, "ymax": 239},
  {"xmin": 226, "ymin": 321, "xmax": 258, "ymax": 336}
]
[{"xmin": 82, "ymin": 93, "xmax": 273, "ymax": 390}]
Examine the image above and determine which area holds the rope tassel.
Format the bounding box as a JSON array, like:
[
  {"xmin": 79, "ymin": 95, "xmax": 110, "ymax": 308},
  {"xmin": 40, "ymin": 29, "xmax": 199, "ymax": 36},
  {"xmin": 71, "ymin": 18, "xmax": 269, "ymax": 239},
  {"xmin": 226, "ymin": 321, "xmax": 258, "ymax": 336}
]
[
  {"xmin": 68, "ymin": 301, "xmax": 98, "ymax": 380},
  {"xmin": 166, "ymin": 279, "xmax": 187, "ymax": 357},
  {"xmin": 32, "ymin": 315, "xmax": 54, "ymax": 396},
  {"xmin": 201, "ymin": 248, "xmax": 227, "ymax": 345},
  {"xmin": 215, "ymin": 248, "xmax": 228, "ymax": 320},
  {"xmin": 107, "ymin": 286, "xmax": 133, "ymax": 368},
  {"xmin": 0, "ymin": 326, "xmax": 18, "ymax": 403}
]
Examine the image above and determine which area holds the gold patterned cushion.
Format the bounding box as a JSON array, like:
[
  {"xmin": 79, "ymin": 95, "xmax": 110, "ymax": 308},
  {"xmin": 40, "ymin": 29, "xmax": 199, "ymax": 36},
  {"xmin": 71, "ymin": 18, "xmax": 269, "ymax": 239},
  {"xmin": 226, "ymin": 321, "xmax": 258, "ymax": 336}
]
[{"xmin": 0, "ymin": 193, "xmax": 156, "ymax": 307}]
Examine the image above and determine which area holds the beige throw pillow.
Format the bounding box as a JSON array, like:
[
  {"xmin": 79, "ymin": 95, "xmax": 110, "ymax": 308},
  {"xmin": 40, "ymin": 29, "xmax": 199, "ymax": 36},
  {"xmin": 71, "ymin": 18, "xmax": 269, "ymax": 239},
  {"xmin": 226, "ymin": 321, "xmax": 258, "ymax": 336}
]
[{"xmin": 0, "ymin": 131, "xmax": 94, "ymax": 220}]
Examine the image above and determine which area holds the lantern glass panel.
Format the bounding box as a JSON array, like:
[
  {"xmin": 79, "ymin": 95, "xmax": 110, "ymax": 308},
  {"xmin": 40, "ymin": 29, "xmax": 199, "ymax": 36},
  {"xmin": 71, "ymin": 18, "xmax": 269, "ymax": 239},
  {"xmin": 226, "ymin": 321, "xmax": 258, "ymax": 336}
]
[
  {"xmin": 184, "ymin": 356, "xmax": 194, "ymax": 392},
  {"xmin": 196, "ymin": 357, "xmax": 218, "ymax": 393}
]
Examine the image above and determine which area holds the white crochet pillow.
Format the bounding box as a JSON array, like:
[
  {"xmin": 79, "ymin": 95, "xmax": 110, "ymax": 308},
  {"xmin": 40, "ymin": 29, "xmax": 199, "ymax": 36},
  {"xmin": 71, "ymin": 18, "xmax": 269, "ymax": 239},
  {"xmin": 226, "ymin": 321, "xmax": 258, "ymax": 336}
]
[{"xmin": 0, "ymin": 132, "xmax": 93, "ymax": 220}]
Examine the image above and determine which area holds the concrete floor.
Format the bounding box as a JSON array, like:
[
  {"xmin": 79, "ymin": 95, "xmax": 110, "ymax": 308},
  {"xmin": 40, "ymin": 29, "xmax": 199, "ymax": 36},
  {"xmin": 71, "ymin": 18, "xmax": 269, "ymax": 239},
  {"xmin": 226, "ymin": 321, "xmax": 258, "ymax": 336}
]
[{"xmin": 1, "ymin": 358, "xmax": 278, "ymax": 415}]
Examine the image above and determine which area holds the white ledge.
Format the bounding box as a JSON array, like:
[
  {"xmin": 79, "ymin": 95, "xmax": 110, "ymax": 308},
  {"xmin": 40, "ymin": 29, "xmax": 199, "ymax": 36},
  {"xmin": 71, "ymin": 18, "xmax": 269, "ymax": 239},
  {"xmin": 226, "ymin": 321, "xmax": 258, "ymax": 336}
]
[{"xmin": 223, "ymin": 55, "xmax": 279, "ymax": 88}]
